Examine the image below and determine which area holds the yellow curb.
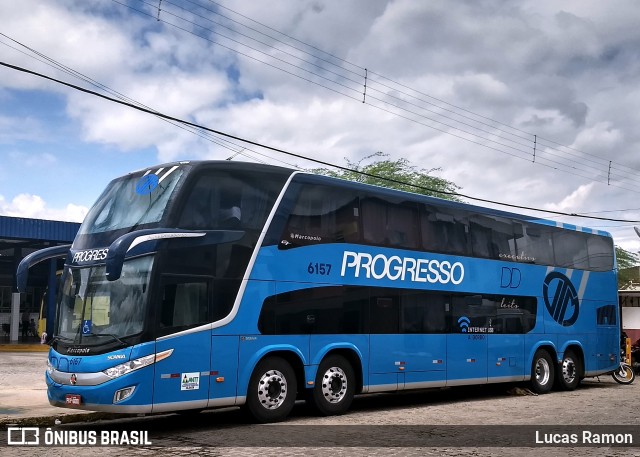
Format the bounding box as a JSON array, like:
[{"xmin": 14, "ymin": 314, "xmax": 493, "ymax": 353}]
[{"xmin": 0, "ymin": 344, "xmax": 49, "ymax": 352}]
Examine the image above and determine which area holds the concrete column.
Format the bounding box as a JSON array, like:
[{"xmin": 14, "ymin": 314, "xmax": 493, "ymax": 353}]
[{"xmin": 10, "ymin": 292, "xmax": 20, "ymax": 342}]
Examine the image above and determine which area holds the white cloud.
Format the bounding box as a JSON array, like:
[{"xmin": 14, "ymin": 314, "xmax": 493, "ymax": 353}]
[
  {"xmin": 544, "ymin": 183, "xmax": 596, "ymax": 213},
  {"xmin": 2, "ymin": 0, "xmax": 640, "ymax": 252},
  {"xmin": 0, "ymin": 193, "xmax": 87, "ymax": 222}
]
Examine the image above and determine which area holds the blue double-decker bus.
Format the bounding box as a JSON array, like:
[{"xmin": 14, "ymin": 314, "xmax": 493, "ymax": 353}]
[{"xmin": 18, "ymin": 160, "xmax": 619, "ymax": 422}]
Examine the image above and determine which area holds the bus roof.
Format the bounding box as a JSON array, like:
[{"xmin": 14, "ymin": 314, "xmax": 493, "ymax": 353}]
[{"xmin": 131, "ymin": 160, "xmax": 612, "ymax": 239}]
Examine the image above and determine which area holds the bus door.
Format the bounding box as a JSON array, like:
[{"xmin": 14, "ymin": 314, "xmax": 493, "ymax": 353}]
[
  {"xmin": 595, "ymin": 304, "xmax": 619, "ymax": 370},
  {"xmin": 152, "ymin": 276, "xmax": 212, "ymax": 412},
  {"xmin": 487, "ymin": 309, "xmax": 528, "ymax": 382},
  {"xmin": 446, "ymin": 296, "xmax": 488, "ymax": 385},
  {"xmin": 398, "ymin": 292, "xmax": 448, "ymax": 389}
]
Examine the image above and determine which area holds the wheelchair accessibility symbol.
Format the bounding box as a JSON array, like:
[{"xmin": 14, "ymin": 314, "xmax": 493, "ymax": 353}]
[{"xmin": 82, "ymin": 320, "xmax": 92, "ymax": 335}]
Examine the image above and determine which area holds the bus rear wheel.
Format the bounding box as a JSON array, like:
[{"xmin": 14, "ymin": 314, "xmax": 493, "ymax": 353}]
[
  {"xmin": 309, "ymin": 355, "xmax": 355, "ymax": 416},
  {"xmin": 245, "ymin": 357, "xmax": 297, "ymax": 423},
  {"xmin": 555, "ymin": 349, "xmax": 582, "ymax": 391},
  {"xmin": 530, "ymin": 349, "xmax": 555, "ymax": 394}
]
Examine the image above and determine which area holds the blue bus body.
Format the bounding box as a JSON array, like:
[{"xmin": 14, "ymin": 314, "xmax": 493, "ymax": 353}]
[{"xmin": 24, "ymin": 161, "xmax": 618, "ymax": 421}]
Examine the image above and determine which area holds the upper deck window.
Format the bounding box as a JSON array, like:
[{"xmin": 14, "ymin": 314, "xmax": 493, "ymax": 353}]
[
  {"xmin": 79, "ymin": 167, "xmax": 185, "ymax": 234},
  {"xmin": 176, "ymin": 170, "xmax": 287, "ymax": 232}
]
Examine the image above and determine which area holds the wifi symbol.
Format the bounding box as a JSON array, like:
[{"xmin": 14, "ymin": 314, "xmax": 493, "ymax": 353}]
[{"xmin": 458, "ymin": 316, "xmax": 471, "ymax": 333}]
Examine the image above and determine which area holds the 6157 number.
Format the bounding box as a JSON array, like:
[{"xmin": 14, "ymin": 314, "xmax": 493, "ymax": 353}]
[{"xmin": 308, "ymin": 262, "xmax": 332, "ymax": 275}]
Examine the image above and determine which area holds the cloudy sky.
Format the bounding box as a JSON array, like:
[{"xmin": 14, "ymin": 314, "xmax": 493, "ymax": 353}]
[{"xmin": 1, "ymin": 0, "xmax": 640, "ymax": 252}]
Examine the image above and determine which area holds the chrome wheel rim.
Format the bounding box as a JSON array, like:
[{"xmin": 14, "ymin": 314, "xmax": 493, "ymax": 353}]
[
  {"xmin": 320, "ymin": 366, "xmax": 348, "ymax": 404},
  {"xmin": 535, "ymin": 358, "xmax": 550, "ymax": 386},
  {"xmin": 257, "ymin": 369, "xmax": 287, "ymax": 410},
  {"xmin": 562, "ymin": 357, "xmax": 576, "ymax": 384}
]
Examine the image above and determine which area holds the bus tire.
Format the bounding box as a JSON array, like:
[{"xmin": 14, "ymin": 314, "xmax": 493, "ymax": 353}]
[
  {"xmin": 530, "ymin": 349, "xmax": 555, "ymax": 394},
  {"xmin": 245, "ymin": 357, "xmax": 297, "ymax": 423},
  {"xmin": 309, "ymin": 355, "xmax": 355, "ymax": 416},
  {"xmin": 555, "ymin": 349, "xmax": 581, "ymax": 391}
]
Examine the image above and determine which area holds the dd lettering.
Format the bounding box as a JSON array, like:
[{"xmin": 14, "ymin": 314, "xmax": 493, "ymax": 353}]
[{"xmin": 501, "ymin": 267, "xmax": 521, "ymax": 288}]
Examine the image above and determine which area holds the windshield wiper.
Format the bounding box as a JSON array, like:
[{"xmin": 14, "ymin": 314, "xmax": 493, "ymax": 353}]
[{"xmin": 86, "ymin": 333, "xmax": 128, "ymax": 347}]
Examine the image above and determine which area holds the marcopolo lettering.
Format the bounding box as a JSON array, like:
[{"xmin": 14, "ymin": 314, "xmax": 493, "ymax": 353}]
[
  {"xmin": 341, "ymin": 251, "xmax": 464, "ymax": 285},
  {"xmin": 72, "ymin": 248, "xmax": 109, "ymax": 263}
]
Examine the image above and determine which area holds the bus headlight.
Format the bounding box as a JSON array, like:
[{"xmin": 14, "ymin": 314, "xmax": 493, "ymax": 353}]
[
  {"xmin": 103, "ymin": 349, "xmax": 173, "ymax": 379},
  {"xmin": 103, "ymin": 354, "xmax": 155, "ymax": 379}
]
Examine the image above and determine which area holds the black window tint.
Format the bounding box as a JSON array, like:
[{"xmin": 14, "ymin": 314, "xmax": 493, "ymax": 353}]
[
  {"xmin": 159, "ymin": 277, "xmax": 209, "ymax": 334},
  {"xmin": 513, "ymin": 223, "xmax": 554, "ymax": 265},
  {"xmin": 587, "ymin": 235, "xmax": 614, "ymax": 272},
  {"xmin": 177, "ymin": 171, "xmax": 284, "ymax": 231},
  {"xmin": 361, "ymin": 197, "xmax": 419, "ymax": 249},
  {"xmin": 258, "ymin": 287, "xmax": 536, "ymax": 335},
  {"xmin": 400, "ymin": 291, "xmax": 447, "ymax": 333},
  {"xmin": 450, "ymin": 294, "xmax": 536, "ymax": 334},
  {"xmin": 421, "ymin": 206, "xmax": 469, "ymax": 255},
  {"xmin": 490, "ymin": 295, "xmax": 537, "ymax": 334},
  {"xmin": 370, "ymin": 294, "xmax": 399, "ymax": 333},
  {"xmin": 450, "ymin": 294, "xmax": 496, "ymax": 333},
  {"xmin": 553, "ymin": 231, "xmax": 589, "ymax": 269},
  {"xmin": 281, "ymin": 184, "xmax": 360, "ymax": 248},
  {"xmin": 258, "ymin": 286, "xmax": 369, "ymax": 335},
  {"xmin": 470, "ymin": 215, "xmax": 516, "ymax": 260},
  {"xmin": 596, "ymin": 304, "xmax": 617, "ymax": 326}
]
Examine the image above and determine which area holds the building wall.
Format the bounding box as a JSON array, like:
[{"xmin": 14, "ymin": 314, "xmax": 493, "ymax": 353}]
[{"xmin": 622, "ymin": 307, "xmax": 640, "ymax": 344}]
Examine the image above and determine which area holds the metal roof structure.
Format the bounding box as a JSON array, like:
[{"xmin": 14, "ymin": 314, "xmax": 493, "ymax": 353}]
[
  {"xmin": 0, "ymin": 216, "xmax": 80, "ymax": 289},
  {"xmin": 0, "ymin": 215, "xmax": 79, "ymax": 242}
]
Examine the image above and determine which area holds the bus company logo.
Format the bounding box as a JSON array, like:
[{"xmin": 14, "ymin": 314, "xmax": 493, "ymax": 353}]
[
  {"xmin": 72, "ymin": 248, "xmax": 109, "ymax": 263},
  {"xmin": 543, "ymin": 271, "xmax": 579, "ymax": 326},
  {"xmin": 458, "ymin": 316, "xmax": 471, "ymax": 332},
  {"xmin": 135, "ymin": 174, "xmax": 159, "ymax": 195},
  {"xmin": 341, "ymin": 251, "xmax": 464, "ymax": 285}
]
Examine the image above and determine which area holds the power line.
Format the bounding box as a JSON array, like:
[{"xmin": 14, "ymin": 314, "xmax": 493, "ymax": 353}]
[
  {"xmin": 200, "ymin": 0, "xmax": 640, "ymax": 178},
  {"xmin": 2, "ymin": 59, "xmax": 640, "ymax": 224},
  {"xmin": 116, "ymin": 0, "xmax": 640, "ymax": 190},
  {"xmin": 0, "ymin": 33, "xmax": 304, "ymax": 171}
]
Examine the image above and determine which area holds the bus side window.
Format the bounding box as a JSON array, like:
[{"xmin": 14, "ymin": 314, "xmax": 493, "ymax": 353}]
[
  {"xmin": 370, "ymin": 296, "xmax": 399, "ymax": 334},
  {"xmin": 400, "ymin": 291, "xmax": 447, "ymax": 333},
  {"xmin": 281, "ymin": 184, "xmax": 360, "ymax": 247},
  {"xmin": 159, "ymin": 277, "xmax": 209, "ymax": 333},
  {"xmin": 421, "ymin": 206, "xmax": 469, "ymax": 256},
  {"xmin": 553, "ymin": 231, "xmax": 589, "ymax": 270},
  {"xmin": 362, "ymin": 197, "xmax": 419, "ymax": 249},
  {"xmin": 586, "ymin": 234, "xmax": 614, "ymax": 272}
]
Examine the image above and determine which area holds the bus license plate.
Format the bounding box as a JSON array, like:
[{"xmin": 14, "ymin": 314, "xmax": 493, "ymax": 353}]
[{"xmin": 65, "ymin": 394, "xmax": 82, "ymax": 406}]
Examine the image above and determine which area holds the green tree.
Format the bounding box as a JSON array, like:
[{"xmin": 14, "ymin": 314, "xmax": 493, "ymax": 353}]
[
  {"xmin": 617, "ymin": 245, "xmax": 640, "ymax": 288},
  {"xmin": 311, "ymin": 152, "xmax": 462, "ymax": 202}
]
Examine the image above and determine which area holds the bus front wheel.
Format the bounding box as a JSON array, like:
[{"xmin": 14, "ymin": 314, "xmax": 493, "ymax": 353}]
[
  {"xmin": 530, "ymin": 349, "xmax": 555, "ymax": 394},
  {"xmin": 245, "ymin": 357, "xmax": 297, "ymax": 423},
  {"xmin": 309, "ymin": 355, "xmax": 355, "ymax": 416}
]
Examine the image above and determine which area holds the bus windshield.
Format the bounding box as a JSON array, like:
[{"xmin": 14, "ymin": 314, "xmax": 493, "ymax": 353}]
[
  {"xmin": 79, "ymin": 166, "xmax": 184, "ymax": 235},
  {"xmin": 56, "ymin": 256, "xmax": 153, "ymax": 345}
]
